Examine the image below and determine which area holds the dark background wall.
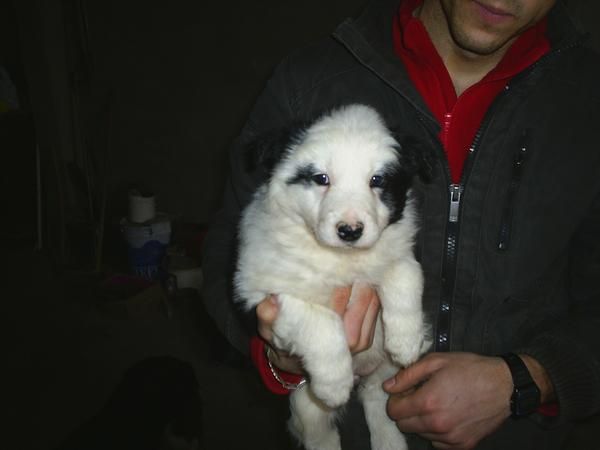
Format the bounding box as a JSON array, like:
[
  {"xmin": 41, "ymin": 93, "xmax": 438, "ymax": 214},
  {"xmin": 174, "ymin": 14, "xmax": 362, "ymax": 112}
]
[
  {"xmin": 59, "ymin": 0, "xmax": 369, "ymax": 221},
  {"xmin": 2, "ymin": 0, "xmax": 599, "ymax": 268},
  {"xmin": 3, "ymin": 0, "xmax": 369, "ymax": 266}
]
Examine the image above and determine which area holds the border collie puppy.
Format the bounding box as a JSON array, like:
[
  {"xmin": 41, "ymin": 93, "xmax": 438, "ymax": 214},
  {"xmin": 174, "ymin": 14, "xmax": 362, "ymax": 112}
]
[{"xmin": 235, "ymin": 104, "xmax": 431, "ymax": 450}]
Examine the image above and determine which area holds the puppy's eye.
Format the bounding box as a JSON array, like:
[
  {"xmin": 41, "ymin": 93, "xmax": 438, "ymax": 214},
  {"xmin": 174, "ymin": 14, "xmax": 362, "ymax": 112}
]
[
  {"xmin": 312, "ymin": 173, "xmax": 330, "ymax": 186},
  {"xmin": 370, "ymin": 175, "xmax": 385, "ymax": 188}
]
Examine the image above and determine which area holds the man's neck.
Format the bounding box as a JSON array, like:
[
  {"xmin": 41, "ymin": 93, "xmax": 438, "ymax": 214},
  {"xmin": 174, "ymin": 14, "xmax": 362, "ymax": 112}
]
[{"xmin": 416, "ymin": 0, "xmax": 515, "ymax": 96}]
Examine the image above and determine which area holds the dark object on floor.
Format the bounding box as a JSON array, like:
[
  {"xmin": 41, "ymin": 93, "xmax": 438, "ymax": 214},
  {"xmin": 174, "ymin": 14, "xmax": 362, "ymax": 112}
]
[{"xmin": 57, "ymin": 356, "xmax": 203, "ymax": 450}]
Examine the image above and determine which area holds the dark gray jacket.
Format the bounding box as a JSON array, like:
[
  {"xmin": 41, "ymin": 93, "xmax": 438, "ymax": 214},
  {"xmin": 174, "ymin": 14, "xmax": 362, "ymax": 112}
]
[{"xmin": 201, "ymin": 1, "xmax": 600, "ymax": 448}]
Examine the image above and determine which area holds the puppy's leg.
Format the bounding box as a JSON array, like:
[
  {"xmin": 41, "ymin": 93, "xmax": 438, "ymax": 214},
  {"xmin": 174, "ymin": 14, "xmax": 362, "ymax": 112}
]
[
  {"xmin": 358, "ymin": 361, "xmax": 407, "ymax": 450},
  {"xmin": 379, "ymin": 257, "xmax": 430, "ymax": 367},
  {"xmin": 272, "ymin": 294, "xmax": 354, "ymax": 408},
  {"xmin": 288, "ymin": 387, "xmax": 341, "ymax": 450}
]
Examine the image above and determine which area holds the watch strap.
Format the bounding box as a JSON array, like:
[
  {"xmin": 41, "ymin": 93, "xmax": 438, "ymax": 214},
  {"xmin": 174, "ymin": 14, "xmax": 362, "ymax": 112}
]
[{"xmin": 499, "ymin": 353, "xmax": 541, "ymax": 418}]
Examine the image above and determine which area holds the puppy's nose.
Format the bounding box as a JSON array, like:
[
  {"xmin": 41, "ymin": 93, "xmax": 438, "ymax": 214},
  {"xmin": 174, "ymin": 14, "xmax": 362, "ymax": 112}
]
[{"xmin": 336, "ymin": 222, "xmax": 364, "ymax": 242}]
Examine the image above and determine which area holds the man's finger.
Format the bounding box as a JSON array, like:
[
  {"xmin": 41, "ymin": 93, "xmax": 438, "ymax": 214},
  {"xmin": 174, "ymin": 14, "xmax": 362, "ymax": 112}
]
[
  {"xmin": 344, "ymin": 284, "xmax": 375, "ymax": 349},
  {"xmin": 361, "ymin": 292, "xmax": 380, "ymax": 347},
  {"xmin": 256, "ymin": 295, "xmax": 279, "ymax": 341},
  {"xmin": 331, "ymin": 285, "xmax": 352, "ymax": 316},
  {"xmin": 386, "ymin": 392, "xmax": 430, "ymax": 431},
  {"xmin": 383, "ymin": 354, "xmax": 440, "ymax": 393}
]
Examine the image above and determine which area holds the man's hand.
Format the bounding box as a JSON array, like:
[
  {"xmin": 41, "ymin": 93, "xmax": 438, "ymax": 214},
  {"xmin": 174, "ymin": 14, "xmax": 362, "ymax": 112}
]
[
  {"xmin": 331, "ymin": 283, "xmax": 381, "ymax": 354},
  {"xmin": 383, "ymin": 352, "xmax": 513, "ymax": 450},
  {"xmin": 255, "ymin": 283, "xmax": 381, "ymax": 374}
]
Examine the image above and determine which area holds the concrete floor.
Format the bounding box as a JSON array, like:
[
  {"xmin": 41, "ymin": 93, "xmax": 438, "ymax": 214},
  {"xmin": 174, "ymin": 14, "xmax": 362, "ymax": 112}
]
[
  {"xmin": 10, "ymin": 245, "xmax": 600, "ymax": 450},
  {"xmin": 9, "ymin": 247, "xmax": 295, "ymax": 450}
]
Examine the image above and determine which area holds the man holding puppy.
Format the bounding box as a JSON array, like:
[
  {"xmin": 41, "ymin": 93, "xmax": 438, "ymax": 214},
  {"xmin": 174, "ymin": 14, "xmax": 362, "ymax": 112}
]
[{"xmin": 202, "ymin": 0, "xmax": 600, "ymax": 449}]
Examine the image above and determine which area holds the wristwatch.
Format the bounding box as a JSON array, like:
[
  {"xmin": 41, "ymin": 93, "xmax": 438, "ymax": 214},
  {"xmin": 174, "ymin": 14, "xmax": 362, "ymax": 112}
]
[{"xmin": 499, "ymin": 353, "xmax": 541, "ymax": 418}]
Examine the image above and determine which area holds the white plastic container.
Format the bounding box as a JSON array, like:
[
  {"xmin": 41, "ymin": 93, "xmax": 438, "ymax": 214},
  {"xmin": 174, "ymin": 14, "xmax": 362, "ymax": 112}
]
[{"xmin": 121, "ymin": 214, "xmax": 171, "ymax": 280}]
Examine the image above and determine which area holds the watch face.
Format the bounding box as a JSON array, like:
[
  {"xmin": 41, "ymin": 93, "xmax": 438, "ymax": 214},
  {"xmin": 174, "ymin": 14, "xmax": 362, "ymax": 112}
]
[{"xmin": 513, "ymin": 383, "xmax": 541, "ymax": 417}]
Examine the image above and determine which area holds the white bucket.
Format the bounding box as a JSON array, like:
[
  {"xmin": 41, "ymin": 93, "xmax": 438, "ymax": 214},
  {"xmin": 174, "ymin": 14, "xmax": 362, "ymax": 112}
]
[{"xmin": 121, "ymin": 214, "xmax": 171, "ymax": 280}]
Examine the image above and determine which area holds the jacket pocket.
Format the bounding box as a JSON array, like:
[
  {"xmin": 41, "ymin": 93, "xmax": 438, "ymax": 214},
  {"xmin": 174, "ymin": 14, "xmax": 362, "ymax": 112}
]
[{"xmin": 497, "ymin": 129, "xmax": 531, "ymax": 251}]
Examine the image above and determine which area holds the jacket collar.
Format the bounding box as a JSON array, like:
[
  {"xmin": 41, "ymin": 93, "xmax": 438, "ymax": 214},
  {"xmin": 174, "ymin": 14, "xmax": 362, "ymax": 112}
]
[
  {"xmin": 332, "ymin": 0, "xmax": 434, "ymax": 124},
  {"xmin": 546, "ymin": 0, "xmax": 585, "ymax": 50},
  {"xmin": 353, "ymin": 0, "xmax": 583, "ymax": 50},
  {"xmin": 332, "ymin": 0, "xmax": 585, "ymax": 126}
]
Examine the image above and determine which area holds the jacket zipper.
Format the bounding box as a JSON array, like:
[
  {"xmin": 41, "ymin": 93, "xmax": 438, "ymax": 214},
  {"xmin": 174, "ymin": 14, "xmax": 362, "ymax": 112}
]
[
  {"xmin": 431, "ymin": 39, "xmax": 582, "ymax": 352},
  {"xmin": 449, "ymin": 184, "xmax": 461, "ymax": 223},
  {"xmin": 435, "ymin": 145, "xmax": 479, "ymax": 351},
  {"xmin": 497, "ymin": 129, "xmax": 530, "ymax": 251},
  {"xmin": 437, "ymin": 183, "xmax": 461, "ymax": 351},
  {"xmin": 334, "ymin": 21, "xmax": 583, "ymax": 351}
]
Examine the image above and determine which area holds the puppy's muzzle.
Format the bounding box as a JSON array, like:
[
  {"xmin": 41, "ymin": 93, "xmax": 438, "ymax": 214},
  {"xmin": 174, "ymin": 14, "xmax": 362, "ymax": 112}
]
[{"xmin": 336, "ymin": 222, "xmax": 364, "ymax": 242}]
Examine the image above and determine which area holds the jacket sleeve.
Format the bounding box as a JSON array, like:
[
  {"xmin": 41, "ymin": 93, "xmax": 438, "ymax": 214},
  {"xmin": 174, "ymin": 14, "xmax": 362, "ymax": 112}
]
[
  {"xmin": 200, "ymin": 57, "xmax": 298, "ymax": 356},
  {"xmin": 517, "ymin": 190, "xmax": 600, "ymax": 425}
]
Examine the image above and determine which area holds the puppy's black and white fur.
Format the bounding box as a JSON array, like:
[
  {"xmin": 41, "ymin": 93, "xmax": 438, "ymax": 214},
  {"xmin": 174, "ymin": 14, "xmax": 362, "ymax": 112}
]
[{"xmin": 235, "ymin": 104, "xmax": 431, "ymax": 450}]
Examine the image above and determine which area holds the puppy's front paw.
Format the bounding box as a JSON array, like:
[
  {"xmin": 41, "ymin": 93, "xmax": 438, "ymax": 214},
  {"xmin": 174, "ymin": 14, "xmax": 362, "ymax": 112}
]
[
  {"xmin": 386, "ymin": 331, "xmax": 426, "ymax": 367},
  {"xmin": 370, "ymin": 425, "xmax": 408, "ymax": 450},
  {"xmin": 309, "ymin": 370, "xmax": 354, "ymax": 408}
]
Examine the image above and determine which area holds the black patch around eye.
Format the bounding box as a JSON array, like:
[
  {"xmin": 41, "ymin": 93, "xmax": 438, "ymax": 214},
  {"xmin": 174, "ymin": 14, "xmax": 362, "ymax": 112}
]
[
  {"xmin": 378, "ymin": 163, "xmax": 413, "ymax": 224},
  {"xmin": 286, "ymin": 164, "xmax": 317, "ymax": 186},
  {"xmin": 244, "ymin": 122, "xmax": 310, "ymax": 182}
]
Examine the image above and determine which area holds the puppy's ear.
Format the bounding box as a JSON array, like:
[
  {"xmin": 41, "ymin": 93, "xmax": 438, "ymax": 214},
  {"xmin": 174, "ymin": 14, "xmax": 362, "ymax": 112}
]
[
  {"xmin": 244, "ymin": 123, "xmax": 308, "ymax": 177},
  {"xmin": 394, "ymin": 135, "xmax": 435, "ymax": 183}
]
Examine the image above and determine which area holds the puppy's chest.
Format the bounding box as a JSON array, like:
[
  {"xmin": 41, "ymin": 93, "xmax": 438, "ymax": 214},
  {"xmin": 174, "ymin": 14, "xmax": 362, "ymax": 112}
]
[{"xmin": 259, "ymin": 248, "xmax": 382, "ymax": 306}]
